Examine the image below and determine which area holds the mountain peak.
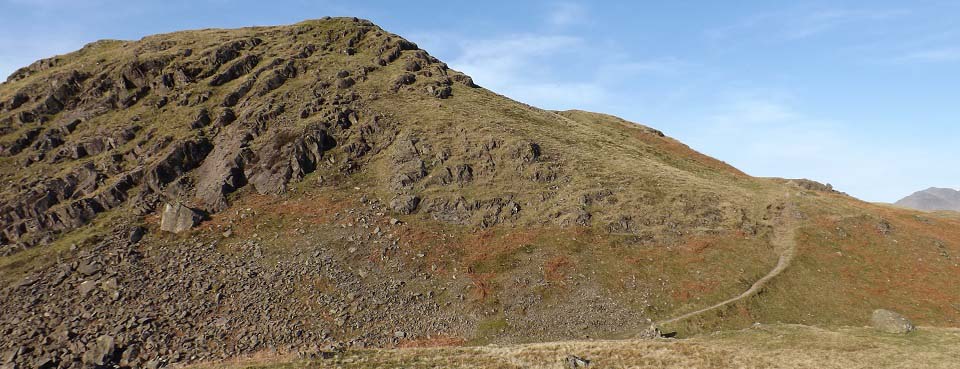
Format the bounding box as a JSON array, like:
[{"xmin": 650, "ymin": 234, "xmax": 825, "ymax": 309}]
[{"xmin": 895, "ymin": 187, "xmax": 960, "ymax": 212}]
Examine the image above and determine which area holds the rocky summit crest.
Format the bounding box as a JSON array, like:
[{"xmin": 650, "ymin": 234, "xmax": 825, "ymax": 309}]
[{"xmin": 0, "ymin": 17, "xmax": 476, "ymax": 252}]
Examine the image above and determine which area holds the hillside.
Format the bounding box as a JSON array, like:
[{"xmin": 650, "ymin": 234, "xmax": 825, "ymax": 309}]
[
  {"xmin": 896, "ymin": 187, "xmax": 960, "ymax": 212},
  {"xmin": 0, "ymin": 18, "xmax": 958, "ymax": 369}
]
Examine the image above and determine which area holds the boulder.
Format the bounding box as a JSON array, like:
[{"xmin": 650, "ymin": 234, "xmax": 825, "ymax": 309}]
[
  {"xmin": 160, "ymin": 203, "xmax": 203, "ymax": 233},
  {"xmin": 81, "ymin": 335, "xmax": 115, "ymax": 366},
  {"xmin": 871, "ymin": 309, "xmax": 914, "ymax": 334}
]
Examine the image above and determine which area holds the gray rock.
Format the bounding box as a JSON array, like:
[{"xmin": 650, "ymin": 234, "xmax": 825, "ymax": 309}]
[
  {"xmin": 160, "ymin": 203, "xmax": 203, "ymax": 233},
  {"xmin": 2, "ymin": 348, "xmax": 16, "ymax": 363},
  {"xmin": 76, "ymin": 261, "xmax": 101, "ymax": 276},
  {"xmin": 34, "ymin": 356, "xmax": 55, "ymax": 369},
  {"xmin": 129, "ymin": 226, "xmax": 146, "ymax": 244},
  {"xmin": 78, "ymin": 280, "xmax": 97, "ymax": 296},
  {"xmin": 390, "ymin": 195, "xmax": 420, "ymax": 215},
  {"xmin": 81, "ymin": 335, "xmax": 115, "ymax": 366},
  {"xmin": 871, "ymin": 309, "xmax": 914, "ymax": 334},
  {"xmin": 565, "ymin": 355, "xmax": 591, "ymax": 368}
]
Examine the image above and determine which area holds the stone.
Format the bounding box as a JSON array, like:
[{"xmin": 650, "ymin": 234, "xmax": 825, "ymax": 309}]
[
  {"xmin": 129, "ymin": 226, "xmax": 146, "ymax": 244},
  {"xmin": 77, "ymin": 261, "xmax": 101, "ymax": 276},
  {"xmin": 119, "ymin": 345, "xmax": 140, "ymax": 367},
  {"xmin": 565, "ymin": 355, "xmax": 591, "ymax": 368},
  {"xmin": 336, "ymin": 77, "xmax": 355, "ymax": 89},
  {"xmin": 392, "ymin": 73, "xmax": 416, "ymax": 90},
  {"xmin": 144, "ymin": 359, "xmax": 161, "ymax": 369},
  {"xmin": 81, "ymin": 335, "xmax": 115, "ymax": 366},
  {"xmin": 78, "ymin": 281, "xmax": 97, "ymax": 296},
  {"xmin": 160, "ymin": 203, "xmax": 203, "ymax": 233},
  {"xmin": 2, "ymin": 349, "xmax": 15, "ymax": 364},
  {"xmin": 871, "ymin": 309, "xmax": 914, "ymax": 334},
  {"xmin": 34, "ymin": 357, "xmax": 55, "ymax": 369},
  {"xmin": 389, "ymin": 195, "xmax": 420, "ymax": 215},
  {"xmin": 636, "ymin": 324, "xmax": 663, "ymax": 339},
  {"xmin": 426, "ymin": 85, "xmax": 452, "ymax": 99},
  {"xmin": 100, "ymin": 278, "xmax": 119, "ymax": 293}
]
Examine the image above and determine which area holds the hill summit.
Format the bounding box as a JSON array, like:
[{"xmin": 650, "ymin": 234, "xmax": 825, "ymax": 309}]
[
  {"xmin": 0, "ymin": 17, "xmax": 958, "ymax": 369},
  {"xmin": 895, "ymin": 187, "xmax": 960, "ymax": 212}
]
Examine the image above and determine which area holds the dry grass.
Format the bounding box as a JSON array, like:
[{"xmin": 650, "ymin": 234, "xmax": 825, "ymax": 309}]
[{"xmin": 187, "ymin": 324, "xmax": 960, "ymax": 369}]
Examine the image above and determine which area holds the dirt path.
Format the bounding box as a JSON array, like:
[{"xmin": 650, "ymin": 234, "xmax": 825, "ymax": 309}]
[{"xmin": 657, "ymin": 195, "xmax": 798, "ymax": 327}]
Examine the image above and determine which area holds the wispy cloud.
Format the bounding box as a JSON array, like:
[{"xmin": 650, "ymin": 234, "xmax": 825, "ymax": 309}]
[
  {"xmin": 546, "ymin": 2, "xmax": 588, "ymax": 27},
  {"xmin": 706, "ymin": 7, "xmax": 907, "ymax": 42},
  {"xmin": 896, "ymin": 47, "xmax": 960, "ymax": 63},
  {"xmin": 673, "ymin": 90, "xmax": 947, "ymax": 202},
  {"xmin": 442, "ymin": 32, "xmax": 688, "ymax": 110},
  {"xmin": 447, "ymin": 34, "xmax": 606, "ymax": 107}
]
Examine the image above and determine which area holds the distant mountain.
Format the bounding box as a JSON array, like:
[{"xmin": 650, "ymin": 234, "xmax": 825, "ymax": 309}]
[{"xmin": 895, "ymin": 187, "xmax": 960, "ymax": 212}]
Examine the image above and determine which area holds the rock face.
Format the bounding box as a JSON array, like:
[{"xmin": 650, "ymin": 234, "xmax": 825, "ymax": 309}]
[
  {"xmin": 871, "ymin": 309, "xmax": 915, "ymax": 334},
  {"xmin": 895, "ymin": 187, "xmax": 960, "ymax": 212},
  {"xmin": 159, "ymin": 203, "xmax": 202, "ymax": 233},
  {"xmin": 0, "ymin": 16, "xmax": 476, "ymax": 253}
]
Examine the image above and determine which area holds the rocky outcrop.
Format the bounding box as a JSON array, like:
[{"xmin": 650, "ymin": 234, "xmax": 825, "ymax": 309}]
[
  {"xmin": 245, "ymin": 124, "xmax": 335, "ymax": 195},
  {"xmin": 0, "ymin": 16, "xmax": 476, "ymax": 252}
]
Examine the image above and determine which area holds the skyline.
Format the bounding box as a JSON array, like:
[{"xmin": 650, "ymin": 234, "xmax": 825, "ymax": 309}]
[{"xmin": 1, "ymin": 0, "xmax": 957, "ymax": 202}]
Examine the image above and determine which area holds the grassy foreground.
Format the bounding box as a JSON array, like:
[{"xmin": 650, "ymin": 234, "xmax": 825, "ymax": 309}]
[{"xmin": 191, "ymin": 324, "xmax": 960, "ymax": 369}]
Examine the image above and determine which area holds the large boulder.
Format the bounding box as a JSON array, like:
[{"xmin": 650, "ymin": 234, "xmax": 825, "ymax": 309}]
[
  {"xmin": 160, "ymin": 203, "xmax": 203, "ymax": 233},
  {"xmin": 871, "ymin": 309, "xmax": 914, "ymax": 334}
]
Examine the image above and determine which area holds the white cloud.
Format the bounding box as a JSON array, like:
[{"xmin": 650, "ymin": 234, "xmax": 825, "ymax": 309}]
[{"xmin": 447, "ymin": 34, "xmax": 606, "ymax": 108}]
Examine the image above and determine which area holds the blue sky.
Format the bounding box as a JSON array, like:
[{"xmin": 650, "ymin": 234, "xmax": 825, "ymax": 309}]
[{"xmin": 1, "ymin": 0, "xmax": 958, "ymax": 202}]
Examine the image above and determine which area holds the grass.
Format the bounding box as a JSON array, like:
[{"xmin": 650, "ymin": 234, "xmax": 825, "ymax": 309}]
[
  {"xmin": 187, "ymin": 324, "xmax": 960, "ymax": 369},
  {"xmin": 2, "ymin": 16, "xmax": 959, "ymax": 351}
]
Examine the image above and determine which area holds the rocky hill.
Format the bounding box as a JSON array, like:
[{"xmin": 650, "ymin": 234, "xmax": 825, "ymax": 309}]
[
  {"xmin": 895, "ymin": 187, "xmax": 960, "ymax": 212},
  {"xmin": 1, "ymin": 18, "xmax": 958, "ymax": 369}
]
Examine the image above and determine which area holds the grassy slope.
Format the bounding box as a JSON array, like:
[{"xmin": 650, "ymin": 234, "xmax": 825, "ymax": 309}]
[
  {"xmin": 190, "ymin": 324, "xmax": 960, "ymax": 369},
  {"xmin": 0, "ymin": 18, "xmax": 958, "ymax": 344}
]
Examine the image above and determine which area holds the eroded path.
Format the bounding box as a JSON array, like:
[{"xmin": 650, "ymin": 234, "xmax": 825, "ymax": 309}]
[{"xmin": 657, "ymin": 195, "xmax": 799, "ymax": 327}]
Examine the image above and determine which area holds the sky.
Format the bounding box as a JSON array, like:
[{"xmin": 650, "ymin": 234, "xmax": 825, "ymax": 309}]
[{"xmin": 1, "ymin": 0, "xmax": 958, "ymax": 202}]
